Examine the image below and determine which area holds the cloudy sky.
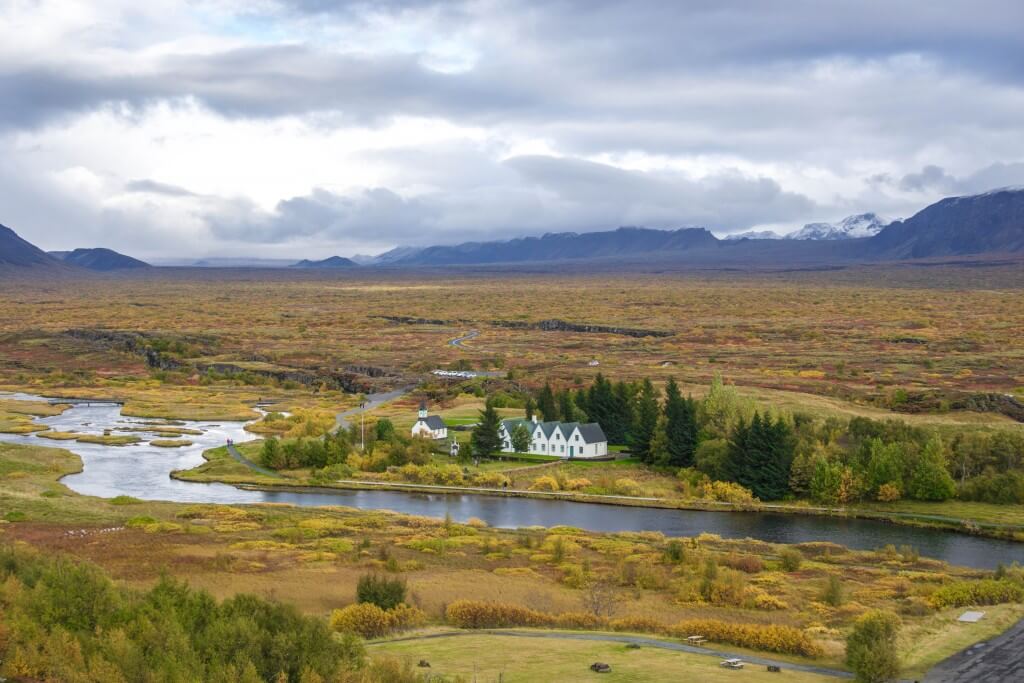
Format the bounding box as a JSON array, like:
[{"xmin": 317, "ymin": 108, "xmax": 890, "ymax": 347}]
[{"xmin": 3, "ymin": 0, "xmax": 1024, "ymax": 259}]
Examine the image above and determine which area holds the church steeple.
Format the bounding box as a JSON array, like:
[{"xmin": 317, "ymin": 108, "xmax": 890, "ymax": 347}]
[{"xmin": 418, "ymin": 401, "xmax": 428, "ymax": 419}]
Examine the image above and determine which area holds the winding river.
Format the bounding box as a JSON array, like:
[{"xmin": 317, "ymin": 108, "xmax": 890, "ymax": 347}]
[{"xmin": 1, "ymin": 393, "xmax": 1021, "ymax": 569}]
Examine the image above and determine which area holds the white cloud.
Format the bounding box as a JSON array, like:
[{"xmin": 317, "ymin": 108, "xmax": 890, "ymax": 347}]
[{"xmin": 2, "ymin": 0, "xmax": 1024, "ymax": 257}]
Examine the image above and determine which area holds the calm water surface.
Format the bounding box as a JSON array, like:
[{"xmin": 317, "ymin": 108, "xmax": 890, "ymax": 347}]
[{"xmin": 1, "ymin": 393, "xmax": 1021, "ymax": 570}]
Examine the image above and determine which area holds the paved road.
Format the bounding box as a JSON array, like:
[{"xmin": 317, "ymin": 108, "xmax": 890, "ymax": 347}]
[
  {"xmin": 924, "ymin": 618, "xmax": 1024, "ymax": 682},
  {"xmin": 334, "ymin": 386, "xmax": 413, "ymax": 431},
  {"xmin": 448, "ymin": 329, "xmax": 480, "ymax": 348},
  {"xmin": 375, "ymin": 629, "xmax": 853, "ymax": 679}
]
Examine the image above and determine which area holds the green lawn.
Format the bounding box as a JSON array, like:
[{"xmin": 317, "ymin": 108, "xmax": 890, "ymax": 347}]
[{"xmin": 369, "ymin": 632, "xmax": 836, "ymax": 683}]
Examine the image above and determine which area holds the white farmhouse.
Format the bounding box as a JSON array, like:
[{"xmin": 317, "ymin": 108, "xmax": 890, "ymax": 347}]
[
  {"xmin": 411, "ymin": 401, "xmax": 448, "ymax": 440},
  {"xmin": 499, "ymin": 416, "xmax": 608, "ymax": 459}
]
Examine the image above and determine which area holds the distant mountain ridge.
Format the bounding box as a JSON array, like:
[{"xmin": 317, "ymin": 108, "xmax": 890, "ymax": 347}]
[
  {"xmin": 724, "ymin": 229, "xmax": 783, "ymax": 241},
  {"xmin": 51, "ymin": 248, "xmax": 150, "ymax": 271},
  {"xmin": 382, "ymin": 226, "xmax": 718, "ymax": 265},
  {"xmin": 787, "ymin": 213, "xmax": 889, "ymax": 241},
  {"xmin": 869, "ymin": 187, "xmax": 1024, "ymax": 259},
  {"xmin": 3, "ymin": 187, "xmax": 1023, "ymax": 273},
  {"xmin": 291, "ymin": 255, "xmax": 358, "ymax": 269}
]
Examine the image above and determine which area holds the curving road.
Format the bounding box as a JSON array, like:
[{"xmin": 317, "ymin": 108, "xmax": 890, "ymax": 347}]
[
  {"xmin": 372, "ymin": 629, "xmax": 854, "ymax": 679},
  {"xmin": 334, "ymin": 386, "xmax": 413, "ymax": 431},
  {"xmin": 448, "ymin": 329, "xmax": 480, "ymax": 348}
]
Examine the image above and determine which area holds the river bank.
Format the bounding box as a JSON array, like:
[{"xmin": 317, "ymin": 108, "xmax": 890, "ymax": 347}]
[{"xmin": 179, "ymin": 443, "xmax": 1024, "ymax": 545}]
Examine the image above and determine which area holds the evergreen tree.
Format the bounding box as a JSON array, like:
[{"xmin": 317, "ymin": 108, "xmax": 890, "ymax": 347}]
[
  {"xmin": 524, "ymin": 396, "xmax": 536, "ymax": 421},
  {"xmin": 725, "ymin": 412, "xmax": 795, "ymax": 500},
  {"xmin": 511, "ymin": 423, "xmax": 531, "ymax": 453},
  {"xmin": 536, "ymin": 383, "xmax": 558, "ymax": 422},
  {"xmin": 664, "ymin": 378, "xmax": 698, "ymax": 467},
  {"xmin": 558, "ymin": 389, "xmax": 582, "ymax": 422},
  {"xmin": 649, "ymin": 415, "xmax": 671, "ymax": 466},
  {"xmin": 574, "ymin": 387, "xmax": 590, "ymax": 421},
  {"xmin": 470, "ymin": 399, "xmax": 503, "ymax": 458},
  {"xmin": 586, "ymin": 374, "xmax": 615, "ymax": 431},
  {"xmin": 610, "ymin": 380, "xmax": 635, "ymax": 445},
  {"xmin": 374, "ymin": 418, "xmax": 396, "ymax": 442},
  {"xmin": 630, "ymin": 379, "xmax": 660, "ymax": 463}
]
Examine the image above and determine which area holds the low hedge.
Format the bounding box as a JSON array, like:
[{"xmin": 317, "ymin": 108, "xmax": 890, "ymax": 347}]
[{"xmin": 444, "ymin": 600, "xmax": 822, "ymax": 657}]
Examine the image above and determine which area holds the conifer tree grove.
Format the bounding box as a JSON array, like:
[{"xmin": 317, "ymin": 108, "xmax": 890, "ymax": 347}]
[
  {"xmin": 536, "ymin": 383, "xmax": 558, "ymax": 422},
  {"xmin": 631, "ymin": 379, "xmax": 660, "ymax": 463},
  {"xmin": 664, "ymin": 378, "xmax": 699, "ymax": 467}
]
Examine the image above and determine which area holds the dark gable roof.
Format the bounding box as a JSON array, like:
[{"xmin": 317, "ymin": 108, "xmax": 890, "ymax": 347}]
[
  {"xmin": 577, "ymin": 423, "xmax": 607, "ymax": 444},
  {"xmin": 420, "ymin": 415, "xmax": 446, "ymax": 430},
  {"xmin": 502, "ymin": 419, "xmax": 606, "ymax": 444}
]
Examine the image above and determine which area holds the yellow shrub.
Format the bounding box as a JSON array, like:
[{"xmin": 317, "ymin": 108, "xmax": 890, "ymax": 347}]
[
  {"xmin": 330, "ymin": 602, "xmax": 426, "ymax": 639},
  {"xmin": 445, "ymin": 600, "xmax": 553, "ymax": 628},
  {"xmin": 528, "ymin": 476, "xmax": 560, "ymax": 492},
  {"xmin": 669, "ymin": 619, "xmax": 822, "ymax": 657},
  {"xmin": 613, "ymin": 479, "xmax": 642, "ymax": 497}
]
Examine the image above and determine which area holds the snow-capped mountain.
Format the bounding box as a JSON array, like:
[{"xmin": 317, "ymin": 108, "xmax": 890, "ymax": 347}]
[
  {"xmin": 786, "ymin": 213, "xmax": 889, "ymax": 240},
  {"xmin": 724, "ymin": 230, "xmax": 783, "ymax": 241}
]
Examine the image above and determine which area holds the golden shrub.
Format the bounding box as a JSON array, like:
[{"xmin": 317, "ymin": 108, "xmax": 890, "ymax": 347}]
[{"xmin": 528, "ymin": 476, "xmax": 560, "ymax": 492}]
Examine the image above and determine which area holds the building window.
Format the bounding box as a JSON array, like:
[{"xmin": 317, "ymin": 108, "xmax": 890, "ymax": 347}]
[{"xmin": 560, "ymin": 445, "xmax": 565, "ymax": 453}]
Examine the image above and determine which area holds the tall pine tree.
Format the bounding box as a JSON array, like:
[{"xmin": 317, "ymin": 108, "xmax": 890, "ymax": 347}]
[
  {"xmin": 725, "ymin": 412, "xmax": 794, "ymax": 500},
  {"xmin": 610, "ymin": 380, "xmax": 635, "ymax": 445},
  {"xmin": 664, "ymin": 378, "xmax": 699, "ymax": 467},
  {"xmin": 631, "ymin": 379, "xmax": 660, "ymax": 463},
  {"xmin": 471, "ymin": 398, "xmax": 503, "ymax": 458},
  {"xmin": 536, "ymin": 383, "xmax": 558, "ymax": 422}
]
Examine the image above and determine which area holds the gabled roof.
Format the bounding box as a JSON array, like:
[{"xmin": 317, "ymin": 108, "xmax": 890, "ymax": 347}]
[
  {"xmin": 502, "ymin": 418, "xmax": 606, "ymax": 444},
  {"xmin": 417, "ymin": 415, "xmax": 446, "ymax": 430},
  {"xmin": 577, "ymin": 423, "xmax": 607, "ymax": 444}
]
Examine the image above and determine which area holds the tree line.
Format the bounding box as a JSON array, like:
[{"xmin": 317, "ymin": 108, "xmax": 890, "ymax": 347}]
[{"xmin": 518, "ymin": 374, "xmax": 1023, "ymax": 504}]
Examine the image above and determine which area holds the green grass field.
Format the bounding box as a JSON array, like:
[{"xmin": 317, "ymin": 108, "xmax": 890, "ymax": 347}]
[{"xmin": 369, "ymin": 632, "xmax": 836, "ymax": 682}]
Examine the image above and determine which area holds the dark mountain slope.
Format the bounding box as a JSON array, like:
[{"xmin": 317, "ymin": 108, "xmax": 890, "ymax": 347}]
[
  {"xmin": 291, "ymin": 256, "xmax": 358, "ymax": 268},
  {"xmin": 869, "ymin": 188, "xmax": 1024, "ymax": 258},
  {"xmin": 0, "ymin": 224, "xmax": 64, "ymax": 268},
  {"xmin": 54, "ymin": 248, "xmax": 150, "ymax": 270},
  {"xmin": 391, "ymin": 226, "xmax": 718, "ymax": 265}
]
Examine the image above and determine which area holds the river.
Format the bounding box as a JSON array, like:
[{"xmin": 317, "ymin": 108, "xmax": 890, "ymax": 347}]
[{"xmin": 1, "ymin": 393, "xmax": 1021, "ymax": 569}]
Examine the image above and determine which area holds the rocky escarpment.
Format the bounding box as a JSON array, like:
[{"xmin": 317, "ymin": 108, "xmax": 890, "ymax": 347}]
[
  {"xmin": 888, "ymin": 390, "xmax": 1024, "ymax": 423},
  {"xmin": 490, "ymin": 318, "xmax": 672, "ymax": 338},
  {"xmin": 63, "ymin": 329, "xmax": 403, "ymax": 393},
  {"xmin": 377, "ymin": 315, "xmax": 671, "ymax": 338}
]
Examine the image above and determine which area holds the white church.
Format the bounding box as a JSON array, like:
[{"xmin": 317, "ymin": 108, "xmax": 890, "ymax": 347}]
[
  {"xmin": 410, "ymin": 401, "xmax": 448, "ymax": 440},
  {"xmin": 498, "ymin": 416, "xmax": 608, "ymax": 459}
]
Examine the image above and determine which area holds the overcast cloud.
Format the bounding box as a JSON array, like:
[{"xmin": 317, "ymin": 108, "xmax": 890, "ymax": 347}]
[{"xmin": 2, "ymin": 0, "xmax": 1024, "ymax": 259}]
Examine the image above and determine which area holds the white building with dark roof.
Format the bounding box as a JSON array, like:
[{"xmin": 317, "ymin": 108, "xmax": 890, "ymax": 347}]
[
  {"xmin": 411, "ymin": 401, "xmax": 448, "ymax": 440},
  {"xmin": 499, "ymin": 415, "xmax": 608, "ymax": 459}
]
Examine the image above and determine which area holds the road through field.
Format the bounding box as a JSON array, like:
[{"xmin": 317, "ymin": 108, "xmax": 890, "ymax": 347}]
[
  {"xmin": 448, "ymin": 329, "xmax": 479, "ymax": 348},
  {"xmin": 374, "ymin": 630, "xmax": 854, "ymax": 679}
]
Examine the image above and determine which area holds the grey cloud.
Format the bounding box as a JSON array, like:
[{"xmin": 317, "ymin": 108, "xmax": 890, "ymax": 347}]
[
  {"xmin": 899, "ymin": 165, "xmax": 957, "ymax": 192},
  {"xmin": 124, "ymin": 179, "xmax": 198, "ymax": 197},
  {"xmin": 203, "ymin": 155, "xmax": 816, "ymax": 247},
  {"xmin": 894, "ymin": 162, "xmax": 1024, "ymax": 195}
]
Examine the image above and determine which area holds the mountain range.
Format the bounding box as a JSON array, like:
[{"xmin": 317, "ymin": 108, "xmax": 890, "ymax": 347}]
[
  {"xmin": 50, "ymin": 248, "xmax": 150, "ymax": 271},
  {"xmin": 291, "ymin": 255, "xmax": 358, "ymax": 269},
  {"xmin": 3, "ymin": 188, "xmax": 1023, "ymax": 273}
]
